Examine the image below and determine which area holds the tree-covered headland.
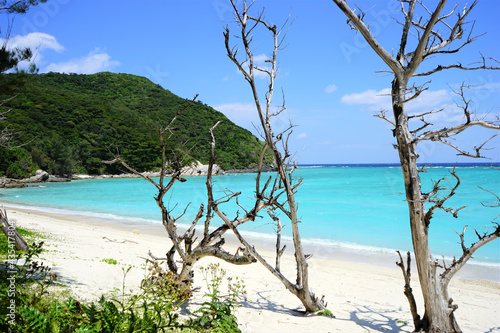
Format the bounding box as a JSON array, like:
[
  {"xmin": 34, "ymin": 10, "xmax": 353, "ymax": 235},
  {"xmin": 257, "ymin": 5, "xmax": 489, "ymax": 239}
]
[{"xmin": 0, "ymin": 72, "xmax": 272, "ymax": 178}]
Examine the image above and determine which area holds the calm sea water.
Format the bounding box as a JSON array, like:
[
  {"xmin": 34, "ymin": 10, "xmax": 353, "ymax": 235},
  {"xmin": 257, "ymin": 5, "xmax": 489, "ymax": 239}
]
[{"xmin": 1, "ymin": 164, "xmax": 499, "ymax": 266}]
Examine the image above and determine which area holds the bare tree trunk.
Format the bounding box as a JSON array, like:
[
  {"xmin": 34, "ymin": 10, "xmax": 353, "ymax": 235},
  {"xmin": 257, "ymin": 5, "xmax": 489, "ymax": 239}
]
[
  {"xmin": 0, "ymin": 208, "xmax": 29, "ymax": 252},
  {"xmin": 223, "ymin": 0, "xmax": 326, "ymax": 313},
  {"xmin": 332, "ymin": 0, "xmax": 500, "ymax": 331},
  {"xmin": 393, "ymin": 78, "xmax": 461, "ymax": 332}
]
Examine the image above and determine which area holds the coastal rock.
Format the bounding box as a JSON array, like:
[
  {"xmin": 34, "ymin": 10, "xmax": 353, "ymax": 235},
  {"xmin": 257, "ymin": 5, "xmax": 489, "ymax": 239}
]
[
  {"xmin": 0, "ymin": 170, "xmax": 70, "ymax": 188},
  {"xmin": 0, "ymin": 162, "xmax": 226, "ymax": 188},
  {"xmin": 70, "ymin": 161, "xmax": 223, "ymax": 181},
  {"xmin": 0, "ymin": 178, "xmax": 26, "ymax": 188},
  {"xmin": 24, "ymin": 170, "xmax": 50, "ymax": 182},
  {"xmin": 180, "ymin": 161, "xmax": 224, "ymax": 176}
]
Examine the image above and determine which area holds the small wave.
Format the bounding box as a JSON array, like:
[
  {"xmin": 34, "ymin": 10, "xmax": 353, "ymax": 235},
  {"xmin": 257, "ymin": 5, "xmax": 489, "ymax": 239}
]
[
  {"xmin": 297, "ymin": 165, "xmax": 325, "ymax": 169},
  {"xmin": 222, "ymin": 230, "xmax": 500, "ymax": 268},
  {"xmin": 1, "ymin": 202, "xmax": 161, "ymax": 225},
  {"xmin": 3, "ymin": 202, "xmax": 498, "ymax": 269},
  {"xmin": 303, "ymin": 238, "xmax": 397, "ymax": 255}
]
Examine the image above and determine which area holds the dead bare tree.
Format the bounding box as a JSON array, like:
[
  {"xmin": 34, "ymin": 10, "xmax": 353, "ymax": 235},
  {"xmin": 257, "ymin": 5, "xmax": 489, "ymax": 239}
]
[
  {"xmin": 0, "ymin": 106, "xmax": 13, "ymax": 149},
  {"xmin": 221, "ymin": 0, "xmax": 326, "ymax": 313},
  {"xmin": 0, "ymin": 96, "xmax": 24, "ymax": 150},
  {"xmin": 332, "ymin": 0, "xmax": 500, "ymax": 331},
  {"xmin": 0, "ymin": 208, "xmax": 29, "ymax": 251},
  {"xmin": 104, "ymin": 96, "xmax": 256, "ymax": 288},
  {"xmin": 104, "ymin": 90, "xmax": 326, "ymax": 312}
]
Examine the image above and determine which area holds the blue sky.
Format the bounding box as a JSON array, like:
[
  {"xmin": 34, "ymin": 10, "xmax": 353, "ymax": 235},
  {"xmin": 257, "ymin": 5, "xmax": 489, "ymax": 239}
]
[{"xmin": 2, "ymin": 0, "xmax": 500, "ymax": 163}]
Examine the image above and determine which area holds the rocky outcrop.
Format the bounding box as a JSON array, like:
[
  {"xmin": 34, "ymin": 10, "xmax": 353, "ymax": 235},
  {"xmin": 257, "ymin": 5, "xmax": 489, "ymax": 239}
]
[
  {"xmin": 0, "ymin": 170, "xmax": 71, "ymax": 188},
  {"xmin": 72, "ymin": 162, "xmax": 224, "ymax": 180},
  {"xmin": 0, "ymin": 162, "xmax": 225, "ymax": 188},
  {"xmin": 180, "ymin": 161, "xmax": 224, "ymax": 176}
]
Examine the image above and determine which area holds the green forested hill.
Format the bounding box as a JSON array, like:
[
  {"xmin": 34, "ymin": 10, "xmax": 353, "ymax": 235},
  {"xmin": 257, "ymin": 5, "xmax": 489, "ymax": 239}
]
[{"xmin": 0, "ymin": 72, "xmax": 271, "ymax": 178}]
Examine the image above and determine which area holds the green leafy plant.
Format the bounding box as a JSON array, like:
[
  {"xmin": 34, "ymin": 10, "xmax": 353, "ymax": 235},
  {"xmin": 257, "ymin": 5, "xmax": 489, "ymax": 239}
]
[
  {"xmin": 141, "ymin": 259, "xmax": 192, "ymax": 301},
  {"xmin": 100, "ymin": 258, "xmax": 118, "ymax": 265},
  {"xmin": 1, "ymin": 248, "xmax": 251, "ymax": 332},
  {"xmin": 1, "ymin": 255, "xmax": 192, "ymax": 332},
  {"xmin": 190, "ymin": 263, "xmax": 246, "ymax": 333},
  {"xmin": 317, "ymin": 309, "xmax": 334, "ymax": 317},
  {"xmin": 0, "ymin": 242, "xmax": 57, "ymax": 332}
]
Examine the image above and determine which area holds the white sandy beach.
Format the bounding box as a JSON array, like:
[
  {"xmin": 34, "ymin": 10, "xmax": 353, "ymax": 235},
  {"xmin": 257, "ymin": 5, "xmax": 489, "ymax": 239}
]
[{"xmin": 5, "ymin": 206, "xmax": 500, "ymax": 333}]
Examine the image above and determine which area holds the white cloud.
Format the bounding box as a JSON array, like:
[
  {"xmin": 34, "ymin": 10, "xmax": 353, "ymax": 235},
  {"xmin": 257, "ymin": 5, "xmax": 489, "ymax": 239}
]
[
  {"xmin": 339, "ymin": 86, "xmax": 500, "ymax": 127},
  {"xmin": 325, "ymin": 84, "xmax": 338, "ymax": 94},
  {"xmin": 422, "ymin": 103, "xmax": 464, "ymax": 123},
  {"xmin": 340, "ymin": 88, "xmax": 392, "ymax": 110},
  {"xmin": 339, "ymin": 87, "xmax": 463, "ymax": 123},
  {"xmin": 213, "ymin": 102, "xmax": 261, "ymax": 133},
  {"xmin": 405, "ymin": 89, "xmax": 451, "ymax": 113},
  {"xmin": 2, "ymin": 32, "xmax": 64, "ymax": 54},
  {"xmin": 1, "ymin": 33, "xmax": 120, "ymax": 75},
  {"xmin": 253, "ymin": 54, "xmax": 268, "ymax": 63},
  {"xmin": 44, "ymin": 48, "xmax": 120, "ymax": 74},
  {"xmin": 297, "ymin": 132, "xmax": 307, "ymax": 139},
  {"xmin": 0, "ymin": 32, "xmax": 64, "ymax": 69}
]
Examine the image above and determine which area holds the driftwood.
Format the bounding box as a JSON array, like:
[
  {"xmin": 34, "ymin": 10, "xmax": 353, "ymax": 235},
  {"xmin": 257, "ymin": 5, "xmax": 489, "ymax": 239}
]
[
  {"xmin": 102, "ymin": 236, "xmax": 138, "ymax": 244},
  {"xmin": 0, "ymin": 208, "xmax": 29, "ymax": 252}
]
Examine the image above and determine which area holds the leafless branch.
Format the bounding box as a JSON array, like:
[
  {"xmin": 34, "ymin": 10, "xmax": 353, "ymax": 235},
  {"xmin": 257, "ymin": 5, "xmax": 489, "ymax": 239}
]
[
  {"xmin": 414, "ymin": 53, "xmax": 500, "ymax": 77},
  {"xmin": 478, "ymin": 186, "xmax": 500, "ymax": 209},
  {"xmin": 224, "ymin": 0, "xmax": 326, "ymax": 313},
  {"xmin": 401, "ymin": 81, "xmax": 431, "ymax": 104},
  {"xmin": 396, "ymin": 250, "xmax": 424, "ymax": 332},
  {"xmin": 374, "ymin": 110, "xmax": 396, "ymax": 127},
  {"xmin": 334, "ymin": 0, "xmax": 402, "ymax": 75},
  {"xmin": 441, "ymin": 223, "xmax": 500, "ymax": 283},
  {"xmin": 424, "ymin": 167, "xmax": 467, "ymax": 226}
]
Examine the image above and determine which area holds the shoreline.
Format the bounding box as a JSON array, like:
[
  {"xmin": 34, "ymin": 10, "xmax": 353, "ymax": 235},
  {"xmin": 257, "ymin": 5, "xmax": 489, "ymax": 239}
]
[
  {"xmin": 3, "ymin": 206, "xmax": 500, "ymax": 332},
  {"xmin": 0, "ymin": 162, "xmax": 272, "ymax": 189},
  {"xmin": 2, "ymin": 201, "xmax": 499, "ymax": 283}
]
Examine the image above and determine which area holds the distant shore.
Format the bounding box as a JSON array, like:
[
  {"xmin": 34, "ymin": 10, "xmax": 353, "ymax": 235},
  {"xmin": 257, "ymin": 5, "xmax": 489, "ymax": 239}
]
[
  {"xmin": 0, "ymin": 161, "xmax": 279, "ymax": 189},
  {"xmin": 4, "ymin": 161, "xmax": 498, "ymax": 189},
  {"xmin": 4, "ymin": 205, "xmax": 499, "ymax": 333}
]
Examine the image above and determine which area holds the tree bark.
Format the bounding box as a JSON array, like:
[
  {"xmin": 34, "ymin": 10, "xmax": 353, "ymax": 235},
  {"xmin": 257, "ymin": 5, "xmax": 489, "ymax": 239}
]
[
  {"xmin": 392, "ymin": 76, "xmax": 461, "ymax": 333},
  {"xmin": 224, "ymin": 0, "xmax": 327, "ymax": 313},
  {"xmin": 0, "ymin": 209, "xmax": 29, "ymax": 252},
  {"xmin": 331, "ymin": 1, "xmax": 499, "ymax": 330}
]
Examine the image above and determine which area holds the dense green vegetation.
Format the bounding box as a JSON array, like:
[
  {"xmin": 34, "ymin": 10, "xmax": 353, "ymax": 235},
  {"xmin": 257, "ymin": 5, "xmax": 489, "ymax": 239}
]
[
  {"xmin": 0, "ymin": 72, "xmax": 272, "ymax": 178},
  {"xmin": 0, "ymin": 240, "xmax": 244, "ymax": 332}
]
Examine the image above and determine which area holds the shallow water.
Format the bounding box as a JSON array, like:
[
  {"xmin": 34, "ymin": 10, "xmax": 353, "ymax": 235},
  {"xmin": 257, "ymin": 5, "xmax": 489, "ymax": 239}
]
[{"xmin": 1, "ymin": 164, "xmax": 499, "ymax": 268}]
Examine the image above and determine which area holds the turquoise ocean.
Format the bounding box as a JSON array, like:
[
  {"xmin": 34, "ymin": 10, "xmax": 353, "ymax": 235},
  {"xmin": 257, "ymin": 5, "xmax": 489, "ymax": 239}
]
[{"xmin": 1, "ymin": 163, "xmax": 499, "ymax": 277}]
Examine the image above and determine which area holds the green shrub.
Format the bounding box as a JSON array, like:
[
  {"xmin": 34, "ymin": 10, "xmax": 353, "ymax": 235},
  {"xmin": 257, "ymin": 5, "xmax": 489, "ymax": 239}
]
[
  {"xmin": 0, "ymin": 243, "xmax": 246, "ymax": 332},
  {"xmin": 0, "ymin": 242, "xmax": 57, "ymax": 332},
  {"xmin": 190, "ymin": 263, "xmax": 246, "ymax": 333}
]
